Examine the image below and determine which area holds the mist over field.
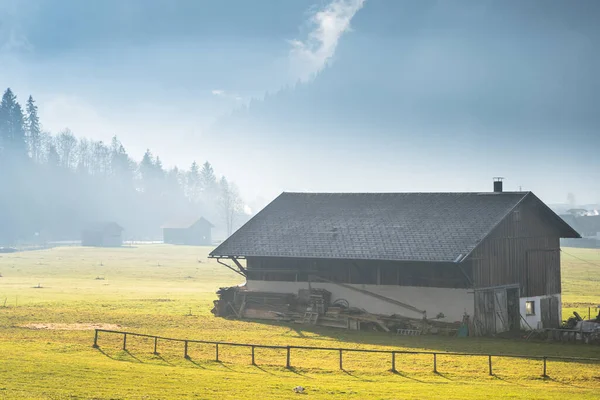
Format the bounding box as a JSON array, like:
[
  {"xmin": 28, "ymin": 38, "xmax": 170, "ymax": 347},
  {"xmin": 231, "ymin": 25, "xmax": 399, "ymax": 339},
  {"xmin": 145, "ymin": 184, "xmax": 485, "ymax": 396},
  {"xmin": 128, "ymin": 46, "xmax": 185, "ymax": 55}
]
[{"xmin": 1, "ymin": 0, "xmax": 599, "ymax": 241}]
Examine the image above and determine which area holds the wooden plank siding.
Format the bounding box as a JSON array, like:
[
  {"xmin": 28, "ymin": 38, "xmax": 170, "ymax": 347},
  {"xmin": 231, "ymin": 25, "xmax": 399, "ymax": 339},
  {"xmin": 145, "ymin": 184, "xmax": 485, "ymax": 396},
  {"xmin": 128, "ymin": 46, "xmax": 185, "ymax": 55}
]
[
  {"xmin": 468, "ymin": 195, "xmax": 562, "ymax": 297},
  {"xmin": 246, "ymin": 257, "xmax": 469, "ymax": 288}
]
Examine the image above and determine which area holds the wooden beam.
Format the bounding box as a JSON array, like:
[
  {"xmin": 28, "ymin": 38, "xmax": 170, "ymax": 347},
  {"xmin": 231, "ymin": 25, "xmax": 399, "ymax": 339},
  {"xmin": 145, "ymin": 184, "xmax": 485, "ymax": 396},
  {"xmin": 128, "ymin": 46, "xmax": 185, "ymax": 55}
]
[
  {"xmin": 216, "ymin": 258, "xmax": 246, "ymax": 277},
  {"xmin": 456, "ymin": 263, "xmax": 473, "ymax": 287},
  {"xmin": 309, "ymin": 275, "xmax": 426, "ymax": 316}
]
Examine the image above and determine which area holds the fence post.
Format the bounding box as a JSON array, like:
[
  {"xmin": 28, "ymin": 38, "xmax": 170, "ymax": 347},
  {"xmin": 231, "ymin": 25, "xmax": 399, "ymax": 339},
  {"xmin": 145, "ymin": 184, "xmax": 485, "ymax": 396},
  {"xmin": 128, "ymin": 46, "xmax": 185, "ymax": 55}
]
[
  {"xmin": 215, "ymin": 343, "xmax": 219, "ymax": 362},
  {"xmin": 542, "ymin": 357, "xmax": 547, "ymax": 377},
  {"xmin": 286, "ymin": 346, "xmax": 291, "ymax": 369},
  {"xmin": 153, "ymin": 337, "xmax": 158, "ymax": 355},
  {"xmin": 488, "ymin": 355, "xmax": 493, "ymax": 375},
  {"xmin": 251, "ymin": 346, "xmax": 255, "ymax": 365},
  {"xmin": 391, "ymin": 352, "xmax": 396, "ymax": 373},
  {"xmin": 93, "ymin": 329, "xmax": 99, "ymax": 348},
  {"xmin": 123, "ymin": 333, "xmax": 127, "ymax": 351},
  {"xmin": 433, "ymin": 353, "xmax": 437, "ymax": 373},
  {"xmin": 184, "ymin": 341, "xmax": 189, "ymax": 359},
  {"xmin": 339, "ymin": 349, "xmax": 343, "ymax": 370}
]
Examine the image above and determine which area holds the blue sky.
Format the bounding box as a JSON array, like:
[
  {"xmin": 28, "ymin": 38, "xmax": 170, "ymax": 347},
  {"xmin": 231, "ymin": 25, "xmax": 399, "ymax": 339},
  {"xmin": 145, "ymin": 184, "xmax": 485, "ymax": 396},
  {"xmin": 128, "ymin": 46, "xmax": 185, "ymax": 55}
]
[{"xmin": 1, "ymin": 0, "xmax": 599, "ymax": 205}]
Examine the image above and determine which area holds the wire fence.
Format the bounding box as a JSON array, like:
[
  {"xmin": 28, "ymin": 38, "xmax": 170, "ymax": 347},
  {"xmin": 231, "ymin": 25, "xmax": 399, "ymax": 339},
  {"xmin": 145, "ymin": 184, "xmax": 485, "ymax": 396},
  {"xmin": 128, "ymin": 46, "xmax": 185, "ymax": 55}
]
[{"xmin": 93, "ymin": 329, "xmax": 600, "ymax": 378}]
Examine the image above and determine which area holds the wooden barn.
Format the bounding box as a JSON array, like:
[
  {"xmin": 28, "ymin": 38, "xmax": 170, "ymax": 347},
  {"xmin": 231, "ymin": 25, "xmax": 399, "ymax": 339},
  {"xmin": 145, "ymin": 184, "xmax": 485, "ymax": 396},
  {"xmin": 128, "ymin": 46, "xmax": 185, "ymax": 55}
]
[
  {"xmin": 210, "ymin": 182, "xmax": 580, "ymax": 335},
  {"xmin": 162, "ymin": 217, "xmax": 214, "ymax": 246},
  {"xmin": 81, "ymin": 222, "xmax": 123, "ymax": 247}
]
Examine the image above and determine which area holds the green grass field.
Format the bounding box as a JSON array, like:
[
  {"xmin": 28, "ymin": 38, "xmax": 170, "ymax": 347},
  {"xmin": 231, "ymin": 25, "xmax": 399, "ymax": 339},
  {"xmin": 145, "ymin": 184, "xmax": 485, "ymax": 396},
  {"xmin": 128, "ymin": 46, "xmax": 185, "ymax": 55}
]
[{"xmin": 0, "ymin": 245, "xmax": 598, "ymax": 399}]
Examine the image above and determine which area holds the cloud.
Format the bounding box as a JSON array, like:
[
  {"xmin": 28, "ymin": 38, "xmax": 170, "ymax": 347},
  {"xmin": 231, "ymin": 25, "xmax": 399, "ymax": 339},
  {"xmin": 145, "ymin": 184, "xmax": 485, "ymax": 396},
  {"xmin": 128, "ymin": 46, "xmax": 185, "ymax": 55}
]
[
  {"xmin": 289, "ymin": 0, "xmax": 366, "ymax": 82},
  {"xmin": 0, "ymin": 0, "xmax": 34, "ymax": 54},
  {"xmin": 39, "ymin": 94, "xmax": 118, "ymax": 142},
  {"xmin": 211, "ymin": 89, "xmax": 243, "ymax": 101}
]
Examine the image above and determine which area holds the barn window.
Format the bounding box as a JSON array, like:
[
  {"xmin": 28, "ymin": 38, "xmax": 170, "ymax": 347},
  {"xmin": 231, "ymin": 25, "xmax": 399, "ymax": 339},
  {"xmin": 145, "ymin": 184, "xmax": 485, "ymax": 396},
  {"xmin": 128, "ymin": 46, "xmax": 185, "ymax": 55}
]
[{"xmin": 525, "ymin": 301, "xmax": 535, "ymax": 316}]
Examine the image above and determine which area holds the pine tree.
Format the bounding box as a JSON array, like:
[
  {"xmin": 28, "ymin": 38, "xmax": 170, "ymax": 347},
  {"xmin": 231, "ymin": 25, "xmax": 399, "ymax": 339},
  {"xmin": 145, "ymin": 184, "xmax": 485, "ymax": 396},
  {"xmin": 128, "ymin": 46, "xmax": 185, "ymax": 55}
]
[
  {"xmin": 46, "ymin": 143, "xmax": 60, "ymax": 167},
  {"xmin": 200, "ymin": 161, "xmax": 217, "ymax": 198},
  {"xmin": 110, "ymin": 136, "xmax": 132, "ymax": 184},
  {"xmin": 26, "ymin": 96, "xmax": 41, "ymax": 162},
  {"xmin": 0, "ymin": 90, "xmax": 7, "ymax": 154},
  {"xmin": 0, "ymin": 88, "xmax": 27, "ymax": 158},
  {"xmin": 139, "ymin": 149, "xmax": 155, "ymax": 193},
  {"xmin": 186, "ymin": 161, "xmax": 201, "ymax": 203}
]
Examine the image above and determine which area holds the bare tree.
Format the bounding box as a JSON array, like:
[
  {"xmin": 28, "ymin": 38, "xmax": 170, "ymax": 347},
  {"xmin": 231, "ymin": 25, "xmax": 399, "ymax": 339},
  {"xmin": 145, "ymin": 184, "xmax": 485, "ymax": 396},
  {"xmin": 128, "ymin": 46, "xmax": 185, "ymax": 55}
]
[
  {"xmin": 218, "ymin": 176, "xmax": 243, "ymax": 236},
  {"xmin": 56, "ymin": 128, "xmax": 78, "ymax": 169},
  {"xmin": 76, "ymin": 138, "xmax": 91, "ymax": 173}
]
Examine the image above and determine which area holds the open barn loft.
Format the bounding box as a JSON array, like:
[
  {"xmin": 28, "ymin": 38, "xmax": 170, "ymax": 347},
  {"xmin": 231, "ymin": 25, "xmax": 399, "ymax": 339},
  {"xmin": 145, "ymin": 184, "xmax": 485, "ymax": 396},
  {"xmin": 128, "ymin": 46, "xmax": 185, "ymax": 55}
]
[{"xmin": 210, "ymin": 185, "xmax": 579, "ymax": 335}]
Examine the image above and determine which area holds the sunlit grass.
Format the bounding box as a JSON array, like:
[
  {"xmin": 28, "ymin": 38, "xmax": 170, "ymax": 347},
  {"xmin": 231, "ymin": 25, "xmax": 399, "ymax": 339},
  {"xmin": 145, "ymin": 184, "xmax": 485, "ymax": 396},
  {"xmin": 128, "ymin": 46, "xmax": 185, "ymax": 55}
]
[{"xmin": 0, "ymin": 245, "xmax": 598, "ymax": 399}]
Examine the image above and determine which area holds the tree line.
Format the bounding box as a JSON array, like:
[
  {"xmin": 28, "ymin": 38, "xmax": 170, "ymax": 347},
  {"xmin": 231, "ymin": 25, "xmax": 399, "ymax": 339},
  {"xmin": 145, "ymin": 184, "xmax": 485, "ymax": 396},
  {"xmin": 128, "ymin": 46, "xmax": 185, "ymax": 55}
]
[{"xmin": 0, "ymin": 88, "xmax": 245, "ymax": 245}]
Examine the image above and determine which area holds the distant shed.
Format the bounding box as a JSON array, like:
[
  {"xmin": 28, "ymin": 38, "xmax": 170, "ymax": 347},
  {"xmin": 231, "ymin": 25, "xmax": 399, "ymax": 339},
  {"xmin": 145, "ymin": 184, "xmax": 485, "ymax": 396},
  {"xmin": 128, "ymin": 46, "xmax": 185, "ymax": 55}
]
[
  {"xmin": 82, "ymin": 222, "xmax": 124, "ymax": 247},
  {"xmin": 162, "ymin": 217, "xmax": 214, "ymax": 246}
]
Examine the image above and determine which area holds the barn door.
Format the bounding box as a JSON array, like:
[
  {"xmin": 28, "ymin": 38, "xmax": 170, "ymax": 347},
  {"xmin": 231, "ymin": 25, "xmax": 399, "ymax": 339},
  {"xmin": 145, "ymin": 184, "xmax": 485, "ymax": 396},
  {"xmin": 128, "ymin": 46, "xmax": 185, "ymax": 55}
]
[
  {"xmin": 474, "ymin": 290, "xmax": 496, "ymax": 335},
  {"xmin": 550, "ymin": 296, "xmax": 560, "ymax": 327},
  {"xmin": 541, "ymin": 298, "xmax": 551, "ymax": 328},
  {"xmin": 494, "ymin": 289, "xmax": 509, "ymax": 333},
  {"xmin": 541, "ymin": 296, "xmax": 560, "ymax": 328},
  {"xmin": 506, "ymin": 288, "xmax": 520, "ymax": 331}
]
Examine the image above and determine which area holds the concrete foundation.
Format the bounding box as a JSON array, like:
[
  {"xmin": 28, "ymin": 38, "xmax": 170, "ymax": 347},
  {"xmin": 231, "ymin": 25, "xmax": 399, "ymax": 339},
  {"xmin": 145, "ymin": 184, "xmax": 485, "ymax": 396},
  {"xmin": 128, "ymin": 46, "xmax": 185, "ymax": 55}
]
[{"xmin": 246, "ymin": 280, "xmax": 473, "ymax": 323}]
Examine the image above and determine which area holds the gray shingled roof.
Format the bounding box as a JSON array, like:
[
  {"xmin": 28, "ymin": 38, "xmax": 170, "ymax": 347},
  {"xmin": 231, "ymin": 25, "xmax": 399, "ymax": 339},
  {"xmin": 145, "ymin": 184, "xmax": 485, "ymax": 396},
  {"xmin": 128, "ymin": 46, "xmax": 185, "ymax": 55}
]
[{"xmin": 210, "ymin": 192, "xmax": 572, "ymax": 262}]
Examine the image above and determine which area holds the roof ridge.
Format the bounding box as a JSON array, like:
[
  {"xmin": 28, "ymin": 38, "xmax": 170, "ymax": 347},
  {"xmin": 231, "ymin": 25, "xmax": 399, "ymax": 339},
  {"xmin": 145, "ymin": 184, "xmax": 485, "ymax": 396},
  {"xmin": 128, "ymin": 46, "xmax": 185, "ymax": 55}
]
[{"xmin": 281, "ymin": 191, "xmax": 531, "ymax": 195}]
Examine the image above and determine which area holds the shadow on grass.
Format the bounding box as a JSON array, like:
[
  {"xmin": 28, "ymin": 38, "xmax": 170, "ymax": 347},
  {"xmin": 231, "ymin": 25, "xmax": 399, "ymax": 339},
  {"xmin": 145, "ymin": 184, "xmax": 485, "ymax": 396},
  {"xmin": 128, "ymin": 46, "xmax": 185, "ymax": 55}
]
[
  {"xmin": 287, "ymin": 367, "xmax": 314, "ymax": 379},
  {"xmin": 433, "ymin": 371, "xmax": 454, "ymax": 381},
  {"xmin": 153, "ymin": 353, "xmax": 174, "ymax": 366},
  {"xmin": 95, "ymin": 347, "xmax": 118, "ymax": 361},
  {"xmin": 95, "ymin": 347, "xmax": 141, "ymax": 363},
  {"xmin": 213, "ymin": 360, "xmax": 236, "ymax": 372},
  {"xmin": 253, "ymin": 364, "xmax": 276, "ymax": 375},
  {"xmin": 539, "ymin": 375, "xmax": 585, "ymax": 389},
  {"xmin": 492, "ymin": 375, "xmax": 527, "ymax": 387},
  {"xmin": 123, "ymin": 350, "xmax": 142, "ymax": 363},
  {"xmin": 342, "ymin": 369, "xmax": 374, "ymax": 382},
  {"xmin": 186, "ymin": 357, "xmax": 207, "ymax": 369},
  {"xmin": 392, "ymin": 370, "xmax": 427, "ymax": 383}
]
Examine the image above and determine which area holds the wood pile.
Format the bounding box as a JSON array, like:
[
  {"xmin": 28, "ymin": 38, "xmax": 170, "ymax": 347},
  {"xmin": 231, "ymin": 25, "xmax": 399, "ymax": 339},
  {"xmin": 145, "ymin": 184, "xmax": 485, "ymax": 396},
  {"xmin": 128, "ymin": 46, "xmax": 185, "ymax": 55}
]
[{"xmin": 212, "ymin": 285, "xmax": 462, "ymax": 335}]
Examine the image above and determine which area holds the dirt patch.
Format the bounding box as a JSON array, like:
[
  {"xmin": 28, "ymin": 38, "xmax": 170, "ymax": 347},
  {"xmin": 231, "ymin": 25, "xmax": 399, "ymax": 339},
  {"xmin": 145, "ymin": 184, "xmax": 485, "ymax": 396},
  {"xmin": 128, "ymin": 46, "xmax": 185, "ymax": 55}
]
[
  {"xmin": 137, "ymin": 298, "xmax": 173, "ymax": 302},
  {"xmin": 21, "ymin": 323, "xmax": 123, "ymax": 331}
]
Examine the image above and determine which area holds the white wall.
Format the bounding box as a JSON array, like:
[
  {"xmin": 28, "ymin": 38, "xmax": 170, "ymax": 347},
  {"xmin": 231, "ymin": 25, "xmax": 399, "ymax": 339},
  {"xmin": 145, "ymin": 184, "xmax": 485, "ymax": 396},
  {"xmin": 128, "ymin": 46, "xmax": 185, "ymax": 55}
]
[
  {"xmin": 520, "ymin": 294, "xmax": 562, "ymax": 330},
  {"xmin": 246, "ymin": 280, "xmax": 473, "ymax": 323}
]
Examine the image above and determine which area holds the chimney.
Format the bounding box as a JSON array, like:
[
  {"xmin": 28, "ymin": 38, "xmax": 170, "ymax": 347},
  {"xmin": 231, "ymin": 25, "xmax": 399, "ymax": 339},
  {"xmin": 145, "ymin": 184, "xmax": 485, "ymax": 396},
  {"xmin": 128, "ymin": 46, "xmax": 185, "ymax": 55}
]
[{"xmin": 493, "ymin": 177, "xmax": 504, "ymax": 193}]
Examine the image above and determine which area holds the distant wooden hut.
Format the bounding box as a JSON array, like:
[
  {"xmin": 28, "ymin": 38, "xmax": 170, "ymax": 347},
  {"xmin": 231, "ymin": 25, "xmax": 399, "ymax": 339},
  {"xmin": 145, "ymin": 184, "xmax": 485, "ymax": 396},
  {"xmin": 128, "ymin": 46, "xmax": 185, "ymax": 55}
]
[
  {"xmin": 81, "ymin": 222, "xmax": 124, "ymax": 247},
  {"xmin": 162, "ymin": 217, "xmax": 214, "ymax": 246}
]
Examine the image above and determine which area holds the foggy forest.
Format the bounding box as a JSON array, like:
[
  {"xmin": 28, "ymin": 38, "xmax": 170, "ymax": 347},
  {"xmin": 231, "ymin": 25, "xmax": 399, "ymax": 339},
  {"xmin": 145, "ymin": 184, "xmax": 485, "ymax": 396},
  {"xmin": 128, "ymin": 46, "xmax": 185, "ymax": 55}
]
[{"xmin": 0, "ymin": 87, "xmax": 246, "ymax": 245}]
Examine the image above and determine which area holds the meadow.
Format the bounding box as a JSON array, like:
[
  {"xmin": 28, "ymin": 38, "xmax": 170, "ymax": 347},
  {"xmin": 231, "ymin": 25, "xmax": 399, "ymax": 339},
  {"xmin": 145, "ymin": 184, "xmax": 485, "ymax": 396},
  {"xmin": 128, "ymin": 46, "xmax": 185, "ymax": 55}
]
[{"xmin": 0, "ymin": 245, "xmax": 598, "ymax": 399}]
